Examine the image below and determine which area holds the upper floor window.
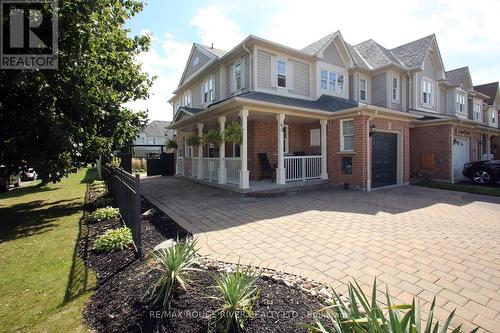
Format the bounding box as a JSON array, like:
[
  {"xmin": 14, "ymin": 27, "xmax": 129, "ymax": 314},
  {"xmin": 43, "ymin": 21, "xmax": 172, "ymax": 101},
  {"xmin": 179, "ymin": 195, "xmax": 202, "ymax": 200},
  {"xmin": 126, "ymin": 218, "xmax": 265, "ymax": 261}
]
[
  {"xmin": 340, "ymin": 119, "xmax": 354, "ymax": 151},
  {"xmin": 456, "ymin": 93, "xmax": 466, "ymax": 113},
  {"xmin": 183, "ymin": 91, "xmax": 192, "ymax": 107},
  {"xmin": 473, "ymin": 103, "xmax": 481, "ymax": 120},
  {"xmin": 203, "ymin": 77, "xmax": 213, "ymax": 104},
  {"xmin": 234, "ymin": 63, "xmax": 242, "ymax": 90},
  {"xmin": 492, "ymin": 110, "xmax": 496, "ymax": 124},
  {"xmin": 277, "ymin": 59, "xmax": 287, "ymax": 88},
  {"xmin": 320, "ymin": 69, "xmax": 344, "ymax": 94},
  {"xmin": 422, "ymin": 79, "xmax": 432, "ymax": 105},
  {"xmin": 359, "ymin": 78, "xmax": 367, "ymax": 101},
  {"xmin": 392, "ymin": 76, "xmax": 400, "ymax": 102}
]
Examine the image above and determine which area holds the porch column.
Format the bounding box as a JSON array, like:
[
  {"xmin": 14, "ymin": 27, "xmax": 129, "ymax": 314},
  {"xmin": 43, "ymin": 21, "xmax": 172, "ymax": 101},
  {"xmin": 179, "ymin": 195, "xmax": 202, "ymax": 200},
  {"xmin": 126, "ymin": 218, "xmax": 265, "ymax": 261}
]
[
  {"xmin": 239, "ymin": 109, "xmax": 249, "ymax": 189},
  {"xmin": 218, "ymin": 116, "xmax": 226, "ymax": 184},
  {"xmin": 197, "ymin": 123, "xmax": 204, "ymax": 179},
  {"xmin": 276, "ymin": 113, "xmax": 286, "ymax": 185},
  {"xmin": 486, "ymin": 134, "xmax": 492, "ymax": 159},
  {"xmin": 320, "ymin": 119, "xmax": 328, "ymax": 180}
]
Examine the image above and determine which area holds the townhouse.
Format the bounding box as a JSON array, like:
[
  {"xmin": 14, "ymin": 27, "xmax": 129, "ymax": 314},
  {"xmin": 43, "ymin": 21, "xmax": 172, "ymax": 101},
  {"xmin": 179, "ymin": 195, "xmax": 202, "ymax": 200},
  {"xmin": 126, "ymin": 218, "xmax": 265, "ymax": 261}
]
[{"xmin": 168, "ymin": 31, "xmax": 500, "ymax": 191}]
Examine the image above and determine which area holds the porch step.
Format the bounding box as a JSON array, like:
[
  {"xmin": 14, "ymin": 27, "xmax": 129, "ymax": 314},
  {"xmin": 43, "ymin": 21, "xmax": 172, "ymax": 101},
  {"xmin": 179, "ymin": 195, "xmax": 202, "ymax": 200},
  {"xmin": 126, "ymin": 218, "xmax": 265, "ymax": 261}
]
[{"xmin": 244, "ymin": 180, "xmax": 331, "ymax": 197}]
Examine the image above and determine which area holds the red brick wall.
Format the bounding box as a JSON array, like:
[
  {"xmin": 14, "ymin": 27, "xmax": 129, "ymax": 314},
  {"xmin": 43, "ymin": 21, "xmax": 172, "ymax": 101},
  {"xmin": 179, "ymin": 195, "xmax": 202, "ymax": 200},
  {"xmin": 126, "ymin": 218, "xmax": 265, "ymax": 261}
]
[{"xmin": 493, "ymin": 136, "xmax": 500, "ymax": 159}]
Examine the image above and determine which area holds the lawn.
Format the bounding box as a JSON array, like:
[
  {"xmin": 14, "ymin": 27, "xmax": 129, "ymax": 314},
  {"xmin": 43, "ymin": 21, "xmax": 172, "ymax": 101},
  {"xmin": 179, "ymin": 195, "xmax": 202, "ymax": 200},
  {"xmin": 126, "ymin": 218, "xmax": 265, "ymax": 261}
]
[
  {"xmin": 0, "ymin": 169, "xmax": 97, "ymax": 332},
  {"xmin": 414, "ymin": 179, "xmax": 500, "ymax": 196}
]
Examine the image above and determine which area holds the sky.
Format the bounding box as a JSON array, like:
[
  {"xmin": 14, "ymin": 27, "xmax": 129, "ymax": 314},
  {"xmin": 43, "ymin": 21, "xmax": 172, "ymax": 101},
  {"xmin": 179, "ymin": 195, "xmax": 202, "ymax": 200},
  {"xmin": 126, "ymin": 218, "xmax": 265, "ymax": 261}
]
[{"xmin": 124, "ymin": 0, "xmax": 500, "ymax": 121}]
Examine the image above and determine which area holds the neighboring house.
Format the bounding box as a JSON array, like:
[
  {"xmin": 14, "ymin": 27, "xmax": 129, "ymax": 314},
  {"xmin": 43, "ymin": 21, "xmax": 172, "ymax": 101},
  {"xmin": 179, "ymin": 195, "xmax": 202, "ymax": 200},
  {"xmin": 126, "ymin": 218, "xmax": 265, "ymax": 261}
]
[
  {"xmin": 474, "ymin": 82, "xmax": 500, "ymax": 159},
  {"xmin": 168, "ymin": 32, "xmax": 500, "ymax": 191},
  {"xmin": 134, "ymin": 120, "xmax": 174, "ymax": 156}
]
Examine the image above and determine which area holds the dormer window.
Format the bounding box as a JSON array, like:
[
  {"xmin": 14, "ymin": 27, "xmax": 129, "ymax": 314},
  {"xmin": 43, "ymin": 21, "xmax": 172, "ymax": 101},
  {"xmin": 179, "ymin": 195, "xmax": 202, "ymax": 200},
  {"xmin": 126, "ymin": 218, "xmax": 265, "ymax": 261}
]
[
  {"xmin": 234, "ymin": 63, "xmax": 241, "ymax": 90},
  {"xmin": 422, "ymin": 79, "xmax": 432, "ymax": 105},
  {"xmin": 359, "ymin": 78, "xmax": 367, "ymax": 101},
  {"xmin": 392, "ymin": 76, "xmax": 400, "ymax": 102},
  {"xmin": 456, "ymin": 93, "xmax": 466, "ymax": 113},
  {"xmin": 473, "ymin": 103, "xmax": 481, "ymax": 120},
  {"xmin": 203, "ymin": 77, "xmax": 213, "ymax": 104},
  {"xmin": 277, "ymin": 59, "xmax": 287, "ymax": 88}
]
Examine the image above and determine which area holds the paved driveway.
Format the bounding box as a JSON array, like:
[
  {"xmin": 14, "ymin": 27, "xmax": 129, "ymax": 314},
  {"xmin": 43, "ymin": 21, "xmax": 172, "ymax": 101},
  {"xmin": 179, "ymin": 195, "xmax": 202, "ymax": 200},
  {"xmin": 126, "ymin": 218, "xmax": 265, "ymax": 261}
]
[{"xmin": 142, "ymin": 177, "xmax": 500, "ymax": 332}]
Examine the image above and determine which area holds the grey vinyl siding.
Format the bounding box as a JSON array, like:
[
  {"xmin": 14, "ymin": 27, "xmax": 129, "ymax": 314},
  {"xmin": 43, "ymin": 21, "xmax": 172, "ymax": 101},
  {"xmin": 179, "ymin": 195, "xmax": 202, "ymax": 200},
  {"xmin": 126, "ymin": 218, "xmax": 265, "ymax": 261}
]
[
  {"xmin": 322, "ymin": 42, "xmax": 344, "ymax": 67},
  {"xmin": 183, "ymin": 49, "xmax": 211, "ymax": 85},
  {"xmin": 225, "ymin": 63, "xmax": 232, "ymax": 97},
  {"xmin": 371, "ymin": 72, "xmax": 387, "ymax": 107},
  {"xmin": 191, "ymin": 81, "xmax": 202, "ymax": 107},
  {"xmin": 423, "ymin": 54, "xmax": 436, "ymax": 79},
  {"xmin": 349, "ymin": 74, "xmax": 354, "ymax": 100},
  {"xmin": 214, "ymin": 69, "xmax": 221, "ymax": 101},
  {"xmin": 290, "ymin": 60, "xmax": 310, "ymax": 96},
  {"xmin": 401, "ymin": 75, "xmax": 407, "ymax": 111},
  {"xmin": 439, "ymin": 87, "xmax": 447, "ymax": 114},
  {"xmin": 244, "ymin": 54, "xmax": 250, "ymax": 91},
  {"xmin": 257, "ymin": 49, "xmax": 273, "ymax": 90}
]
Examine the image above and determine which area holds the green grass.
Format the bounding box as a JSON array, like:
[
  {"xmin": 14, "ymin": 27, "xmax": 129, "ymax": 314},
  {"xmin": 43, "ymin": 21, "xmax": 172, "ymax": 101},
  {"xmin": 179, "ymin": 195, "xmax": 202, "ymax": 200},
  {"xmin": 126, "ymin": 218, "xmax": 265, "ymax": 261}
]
[
  {"xmin": 0, "ymin": 169, "xmax": 97, "ymax": 332},
  {"xmin": 414, "ymin": 180, "xmax": 500, "ymax": 197}
]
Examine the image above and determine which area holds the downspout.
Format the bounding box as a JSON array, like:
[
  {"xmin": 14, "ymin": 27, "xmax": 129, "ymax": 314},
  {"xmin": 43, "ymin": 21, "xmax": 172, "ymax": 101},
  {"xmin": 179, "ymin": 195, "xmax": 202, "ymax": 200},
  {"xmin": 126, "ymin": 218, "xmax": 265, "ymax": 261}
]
[
  {"xmin": 450, "ymin": 125, "xmax": 454, "ymax": 183},
  {"xmin": 366, "ymin": 111, "xmax": 378, "ymax": 191},
  {"xmin": 242, "ymin": 43, "xmax": 252, "ymax": 90}
]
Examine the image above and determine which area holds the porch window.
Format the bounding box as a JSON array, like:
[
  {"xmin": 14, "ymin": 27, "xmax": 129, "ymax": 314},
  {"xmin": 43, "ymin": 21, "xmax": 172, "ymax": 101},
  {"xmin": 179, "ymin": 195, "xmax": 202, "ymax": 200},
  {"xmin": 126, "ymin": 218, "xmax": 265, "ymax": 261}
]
[
  {"xmin": 359, "ymin": 78, "xmax": 367, "ymax": 101},
  {"xmin": 283, "ymin": 124, "xmax": 289, "ymax": 153},
  {"xmin": 183, "ymin": 91, "xmax": 192, "ymax": 107},
  {"xmin": 456, "ymin": 93, "xmax": 466, "ymax": 113},
  {"xmin": 340, "ymin": 119, "xmax": 354, "ymax": 151},
  {"xmin": 473, "ymin": 103, "xmax": 481, "ymax": 120},
  {"xmin": 207, "ymin": 143, "xmax": 215, "ymax": 157},
  {"xmin": 392, "ymin": 75, "xmax": 400, "ymax": 102},
  {"xmin": 232, "ymin": 143, "xmax": 241, "ymax": 157},
  {"xmin": 235, "ymin": 63, "xmax": 242, "ymax": 90},
  {"xmin": 277, "ymin": 59, "xmax": 287, "ymax": 88},
  {"xmin": 203, "ymin": 77, "xmax": 213, "ymax": 104},
  {"xmin": 422, "ymin": 79, "xmax": 432, "ymax": 105}
]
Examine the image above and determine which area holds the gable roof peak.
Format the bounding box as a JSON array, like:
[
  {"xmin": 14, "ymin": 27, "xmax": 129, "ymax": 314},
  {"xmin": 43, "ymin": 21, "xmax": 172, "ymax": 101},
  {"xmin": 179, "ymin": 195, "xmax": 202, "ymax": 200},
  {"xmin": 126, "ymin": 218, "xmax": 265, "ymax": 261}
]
[{"xmin": 301, "ymin": 31, "xmax": 340, "ymax": 55}]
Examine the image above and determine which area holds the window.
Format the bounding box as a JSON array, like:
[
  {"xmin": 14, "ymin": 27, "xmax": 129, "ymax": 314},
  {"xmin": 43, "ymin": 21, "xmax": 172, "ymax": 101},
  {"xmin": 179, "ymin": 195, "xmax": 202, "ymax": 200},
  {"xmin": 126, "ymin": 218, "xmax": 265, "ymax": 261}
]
[
  {"xmin": 193, "ymin": 56, "xmax": 199, "ymax": 67},
  {"xmin": 340, "ymin": 119, "xmax": 354, "ymax": 151},
  {"xmin": 493, "ymin": 110, "xmax": 496, "ymax": 124},
  {"xmin": 392, "ymin": 76, "xmax": 400, "ymax": 102},
  {"xmin": 234, "ymin": 63, "xmax": 241, "ymax": 90},
  {"xmin": 310, "ymin": 128, "xmax": 320, "ymax": 146},
  {"xmin": 320, "ymin": 69, "xmax": 344, "ymax": 94},
  {"xmin": 359, "ymin": 78, "xmax": 367, "ymax": 101},
  {"xmin": 283, "ymin": 124, "xmax": 289, "ymax": 153},
  {"xmin": 203, "ymin": 77, "xmax": 213, "ymax": 104},
  {"xmin": 422, "ymin": 79, "xmax": 432, "ymax": 105},
  {"xmin": 183, "ymin": 91, "xmax": 192, "ymax": 107},
  {"xmin": 277, "ymin": 59, "xmax": 287, "ymax": 88},
  {"xmin": 473, "ymin": 103, "xmax": 481, "ymax": 120},
  {"xmin": 342, "ymin": 157, "xmax": 352, "ymax": 174},
  {"xmin": 456, "ymin": 93, "xmax": 466, "ymax": 113}
]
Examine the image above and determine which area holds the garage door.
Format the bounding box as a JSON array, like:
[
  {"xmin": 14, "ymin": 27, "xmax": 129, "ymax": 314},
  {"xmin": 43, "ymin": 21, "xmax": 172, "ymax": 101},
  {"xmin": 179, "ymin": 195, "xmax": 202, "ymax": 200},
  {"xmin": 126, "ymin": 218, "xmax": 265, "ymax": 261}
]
[
  {"xmin": 372, "ymin": 133, "xmax": 398, "ymax": 188},
  {"xmin": 452, "ymin": 137, "xmax": 470, "ymax": 180}
]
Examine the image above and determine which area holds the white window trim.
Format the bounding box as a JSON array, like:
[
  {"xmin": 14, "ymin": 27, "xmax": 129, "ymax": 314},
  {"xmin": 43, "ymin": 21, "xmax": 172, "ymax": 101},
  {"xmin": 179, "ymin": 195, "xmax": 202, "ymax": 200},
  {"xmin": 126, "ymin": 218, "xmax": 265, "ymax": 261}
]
[
  {"xmin": 359, "ymin": 78, "xmax": 367, "ymax": 102},
  {"xmin": 310, "ymin": 128, "xmax": 320, "ymax": 146},
  {"xmin": 422, "ymin": 78, "xmax": 432, "ymax": 106},
  {"xmin": 283, "ymin": 124, "xmax": 289, "ymax": 153},
  {"xmin": 320, "ymin": 68, "xmax": 345, "ymax": 95},
  {"xmin": 183, "ymin": 90, "xmax": 192, "ymax": 107},
  {"xmin": 392, "ymin": 75, "xmax": 400, "ymax": 103},
  {"xmin": 340, "ymin": 118, "xmax": 354, "ymax": 152},
  {"xmin": 473, "ymin": 103, "xmax": 481, "ymax": 121},
  {"xmin": 234, "ymin": 63, "xmax": 242, "ymax": 91},
  {"xmin": 203, "ymin": 77, "xmax": 214, "ymax": 105},
  {"xmin": 277, "ymin": 58, "xmax": 287, "ymax": 89},
  {"xmin": 456, "ymin": 92, "xmax": 466, "ymax": 114}
]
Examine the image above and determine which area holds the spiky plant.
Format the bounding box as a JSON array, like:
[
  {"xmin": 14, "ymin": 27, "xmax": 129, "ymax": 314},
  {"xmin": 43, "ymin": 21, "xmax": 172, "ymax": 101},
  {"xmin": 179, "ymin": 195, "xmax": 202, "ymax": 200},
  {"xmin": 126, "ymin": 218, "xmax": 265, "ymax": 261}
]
[{"xmin": 148, "ymin": 239, "xmax": 199, "ymax": 308}]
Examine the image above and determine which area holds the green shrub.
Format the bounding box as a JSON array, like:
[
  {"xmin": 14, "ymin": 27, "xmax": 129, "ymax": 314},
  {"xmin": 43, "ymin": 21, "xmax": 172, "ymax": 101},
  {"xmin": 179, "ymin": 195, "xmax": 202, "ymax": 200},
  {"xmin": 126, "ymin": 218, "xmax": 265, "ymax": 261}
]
[
  {"xmin": 92, "ymin": 227, "xmax": 133, "ymax": 252},
  {"xmin": 224, "ymin": 122, "xmax": 243, "ymax": 144},
  {"xmin": 208, "ymin": 266, "xmax": 259, "ymax": 332},
  {"xmin": 201, "ymin": 129, "xmax": 223, "ymax": 145},
  {"xmin": 148, "ymin": 240, "xmax": 200, "ymax": 308},
  {"xmin": 92, "ymin": 197, "xmax": 113, "ymax": 208},
  {"xmin": 91, "ymin": 180, "xmax": 105, "ymax": 186},
  {"xmin": 165, "ymin": 139, "xmax": 178, "ymax": 150},
  {"xmin": 186, "ymin": 135, "xmax": 201, "ymax": 146},
  {"xmin": 302, "ymin": 278, "xmax": 477, "ymax": 333},
  {"xmin": 87, "ymin": 206, "xmax": 119, "ymax": 223}
]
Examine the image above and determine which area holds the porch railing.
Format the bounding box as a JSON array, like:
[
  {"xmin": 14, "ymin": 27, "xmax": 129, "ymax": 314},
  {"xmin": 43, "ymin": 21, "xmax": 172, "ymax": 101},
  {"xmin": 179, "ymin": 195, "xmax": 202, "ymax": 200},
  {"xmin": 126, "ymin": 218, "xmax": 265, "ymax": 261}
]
[
  {"xmin": 184, "ymin": 157, "xmax": 193, "ymax": 177},
  {"xmin": 285, "ymin": 155, "xmax": 322, "ymax": 182},
  {"xmin": 202, "ymin": 158, "xmax": 219, "ymax": 181},
  {"xmin": 176, "ymin": 157, "xmax": 184, "ymax": 175},
  {"xmin": 225, "ymin": 157, "xmax": 241, "ymax": 184}
]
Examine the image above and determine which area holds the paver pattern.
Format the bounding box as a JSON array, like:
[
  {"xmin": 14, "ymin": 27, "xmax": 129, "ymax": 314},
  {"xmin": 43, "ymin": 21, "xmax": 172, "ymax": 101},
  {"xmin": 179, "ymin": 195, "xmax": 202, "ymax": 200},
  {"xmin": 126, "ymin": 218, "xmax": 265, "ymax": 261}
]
[{"xmin": 142, "ymin": 177, "xmax": 500, "ymax": 332}]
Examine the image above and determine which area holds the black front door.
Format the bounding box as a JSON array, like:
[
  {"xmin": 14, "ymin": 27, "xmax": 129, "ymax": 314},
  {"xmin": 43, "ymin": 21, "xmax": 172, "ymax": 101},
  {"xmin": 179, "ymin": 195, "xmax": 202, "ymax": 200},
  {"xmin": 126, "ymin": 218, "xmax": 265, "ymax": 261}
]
[{"xmin": 372, "ymin": 133, "xmax": 397, "ymax": 188}]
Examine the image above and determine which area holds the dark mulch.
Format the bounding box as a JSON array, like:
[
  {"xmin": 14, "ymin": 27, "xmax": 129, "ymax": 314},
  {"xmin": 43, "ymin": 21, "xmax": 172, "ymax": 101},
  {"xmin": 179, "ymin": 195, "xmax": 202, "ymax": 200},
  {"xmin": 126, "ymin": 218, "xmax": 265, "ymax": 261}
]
[{"xmin": 81, "ymin": 190, "xmax": 321, "ymax": 332}]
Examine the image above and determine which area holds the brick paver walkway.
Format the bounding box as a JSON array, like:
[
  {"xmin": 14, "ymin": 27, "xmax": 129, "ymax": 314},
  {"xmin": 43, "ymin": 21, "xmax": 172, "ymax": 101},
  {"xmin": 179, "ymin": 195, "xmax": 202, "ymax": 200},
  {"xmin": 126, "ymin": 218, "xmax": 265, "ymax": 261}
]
[{"xmin": 142, "ymin": 177, "xmax": 500, "ymax": 332}]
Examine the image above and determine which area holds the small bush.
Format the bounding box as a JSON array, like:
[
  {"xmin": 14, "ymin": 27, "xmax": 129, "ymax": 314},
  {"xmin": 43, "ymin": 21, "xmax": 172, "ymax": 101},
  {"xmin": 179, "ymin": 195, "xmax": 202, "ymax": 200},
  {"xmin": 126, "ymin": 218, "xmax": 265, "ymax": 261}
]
[
  {"xmin": 208, "ymin": 266, "xmax": 259, "ymax": 332},
  {"xmin": 92, "ymin": 197, "xmax": 113, "ymax": 208},
  {"xmin": 91, "ymin": 180, "xmax": 105, "ymax": 186},
  {"xmin": 87, "ymin": 206, "xmax": 119, "ymax": 223},
  {"xmin": 148, "ymin": 239, "xmax": 199, "ymax": 308},
  {"xmin": 92, "ymin": 227, "xmax": 133, "ymax": 252}
]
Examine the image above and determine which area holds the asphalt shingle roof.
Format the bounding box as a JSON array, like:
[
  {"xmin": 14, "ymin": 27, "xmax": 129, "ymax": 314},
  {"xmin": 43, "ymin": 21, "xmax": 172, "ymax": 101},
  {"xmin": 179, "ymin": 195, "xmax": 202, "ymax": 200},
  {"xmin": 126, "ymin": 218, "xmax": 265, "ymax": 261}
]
[
  {"xmin": 474, "ymin": 82, "xmax": 498, "ymax": 105},
  {"xmin": 198, "ymin": 44, "xmax": 227, "ymax": 58},
  {"xmin": 345, "ymin": 43, "xmax": 370, "ymax": 69},
  {"xmin": 353, "ymin": 39, "xmax": 403, "ymax": 69},
  {"xmin": 390, "ymin": 34, "xmax": 434, "ymax": 68},
  {"xmin": 142, "ymin": 120, "xmax": 172, "ymax": 137},
  {"xmin": 301, "ymin": 33, "xmax": 336, "ymax": 55},
  {"xmin": 445, "ymin": 67, "xmax": 470, "ymax": 87}
]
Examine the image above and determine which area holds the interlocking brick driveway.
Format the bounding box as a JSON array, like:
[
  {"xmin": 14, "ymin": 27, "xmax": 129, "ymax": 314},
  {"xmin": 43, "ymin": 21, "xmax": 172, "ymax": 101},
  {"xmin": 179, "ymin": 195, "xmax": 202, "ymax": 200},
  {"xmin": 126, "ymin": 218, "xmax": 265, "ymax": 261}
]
[{"xmin": 142, "ymin": 177, "xmax": 500, "ymax": 332}]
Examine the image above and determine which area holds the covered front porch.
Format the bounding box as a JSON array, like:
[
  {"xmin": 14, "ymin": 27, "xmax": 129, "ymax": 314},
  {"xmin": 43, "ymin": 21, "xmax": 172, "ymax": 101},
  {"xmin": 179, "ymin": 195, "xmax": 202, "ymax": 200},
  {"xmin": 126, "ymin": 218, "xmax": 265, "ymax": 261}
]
[{"xmin": 172, "ymin": 102, "xmax": 330, "ymax": 192}]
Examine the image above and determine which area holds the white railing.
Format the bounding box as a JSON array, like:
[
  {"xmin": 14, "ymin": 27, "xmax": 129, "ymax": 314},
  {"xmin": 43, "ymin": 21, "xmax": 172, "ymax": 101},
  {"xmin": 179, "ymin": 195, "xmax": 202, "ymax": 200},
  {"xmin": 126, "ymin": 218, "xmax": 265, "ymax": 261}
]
[
  {"xmin": 176, "ymin": 157, "xmax": 184, "ymax": 175},
  {"xmin": 192, "ymin": 157, "xmax": 198, "ymax": 177},
  {"xmin": 201, "ymin": 158, "xmax": 219, "ymax": 182},
  {"xmin": 184, "ymin": 157, "xmax": 193, "ymax": 177},
  {"xmin": 285, "ymin": 156, "xmax": 322, "ymax": 182},
  {"xmin": 225, "ymin": 157, "xmax": 241, "ymax": 184},
  {"xmin": 483, "ymin": 153, "xmax": 494, "ymax": 160}
]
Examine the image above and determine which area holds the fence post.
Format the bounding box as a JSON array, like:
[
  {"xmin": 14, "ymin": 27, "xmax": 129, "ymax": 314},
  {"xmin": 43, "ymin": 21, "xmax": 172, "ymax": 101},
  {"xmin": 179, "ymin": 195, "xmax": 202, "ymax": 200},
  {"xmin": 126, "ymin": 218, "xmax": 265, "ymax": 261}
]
[
  {"xmin": 134, "ymin": 173, "xmax": 141, "ymax": 257},
  {"xmin": 302, "ymin": 157, "xmax": 306, "ymax": 181}
]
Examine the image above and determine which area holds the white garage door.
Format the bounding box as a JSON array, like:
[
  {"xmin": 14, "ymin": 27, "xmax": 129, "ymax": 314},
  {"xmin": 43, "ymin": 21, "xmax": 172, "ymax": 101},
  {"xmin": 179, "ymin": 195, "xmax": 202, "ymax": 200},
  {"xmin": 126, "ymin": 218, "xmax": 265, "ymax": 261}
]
[{"xmin": 452, "ymin": 137, "xmax": 470, "ymax": 181}]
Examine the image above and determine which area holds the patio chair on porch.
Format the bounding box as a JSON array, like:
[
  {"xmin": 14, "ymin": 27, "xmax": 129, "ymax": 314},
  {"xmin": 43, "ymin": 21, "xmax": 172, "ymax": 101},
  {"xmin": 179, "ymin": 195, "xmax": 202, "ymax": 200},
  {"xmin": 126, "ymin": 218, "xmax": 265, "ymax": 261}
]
[{"xmin": 258, "ymin": 153, "xmax": 276, "ymax": 181}]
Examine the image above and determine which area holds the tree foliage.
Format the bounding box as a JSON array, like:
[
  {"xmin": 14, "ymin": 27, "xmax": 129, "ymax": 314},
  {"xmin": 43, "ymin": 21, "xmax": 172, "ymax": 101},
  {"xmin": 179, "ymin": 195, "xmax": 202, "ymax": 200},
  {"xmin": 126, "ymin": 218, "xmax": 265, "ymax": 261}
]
[{"xmin": 0, "ymin": 0, "xmax": 152, "ymax": 182}]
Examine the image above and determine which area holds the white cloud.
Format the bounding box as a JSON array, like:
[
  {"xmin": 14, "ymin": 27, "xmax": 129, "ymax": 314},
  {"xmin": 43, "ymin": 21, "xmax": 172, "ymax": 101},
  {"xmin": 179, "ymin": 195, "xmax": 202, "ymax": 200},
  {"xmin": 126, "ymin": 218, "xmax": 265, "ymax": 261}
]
[{"xmin": 189, "ymin": 5, "xmax": 245, "ymax": 50}]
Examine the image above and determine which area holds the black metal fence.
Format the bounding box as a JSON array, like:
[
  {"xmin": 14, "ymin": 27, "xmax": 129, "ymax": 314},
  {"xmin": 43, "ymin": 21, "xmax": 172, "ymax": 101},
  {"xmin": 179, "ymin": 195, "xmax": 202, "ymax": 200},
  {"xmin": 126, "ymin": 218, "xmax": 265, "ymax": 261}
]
[{"xmin": 102, "ymin": 166, "xmax": 142, "ymax": 256}]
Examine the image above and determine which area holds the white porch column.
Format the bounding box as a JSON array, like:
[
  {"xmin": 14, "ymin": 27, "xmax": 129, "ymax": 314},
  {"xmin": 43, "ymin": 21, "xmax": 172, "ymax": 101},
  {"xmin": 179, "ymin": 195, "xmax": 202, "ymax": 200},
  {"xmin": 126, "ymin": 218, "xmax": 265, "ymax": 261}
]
[
  {"xmin": 320, "ymin": 119, "xmax": 328, "ymax": 180},
  {"xmin": 276, "ymin": 113, "xmax": 286, "ymax": 185},
  {"xmin": 218, "ymin": 116, "xmax": 226, "ymax": 184},
  {"xmin": 197, "ymin": 123, "xmax": 204, "ymax": 179},
  {"xmin": 239, "ymin": 109, "xmax": 249, "ymax": 189},
  {"xmin": 486, "ymin": 134, "xmax": 492, "ymax": 159}
]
